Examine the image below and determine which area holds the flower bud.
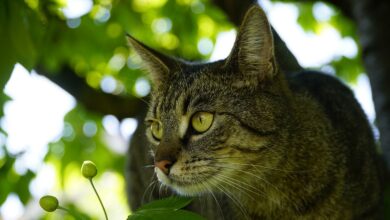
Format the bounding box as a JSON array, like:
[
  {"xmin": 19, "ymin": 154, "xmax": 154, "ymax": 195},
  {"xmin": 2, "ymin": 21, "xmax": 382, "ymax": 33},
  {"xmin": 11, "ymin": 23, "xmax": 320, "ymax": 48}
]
[
  {"xmin": 39, "ymin": 195, "xmax": 59, "ymax": 212},
  {"xmin": 81, "ymin": 160, "xmax": 97, "ymax": 178}
]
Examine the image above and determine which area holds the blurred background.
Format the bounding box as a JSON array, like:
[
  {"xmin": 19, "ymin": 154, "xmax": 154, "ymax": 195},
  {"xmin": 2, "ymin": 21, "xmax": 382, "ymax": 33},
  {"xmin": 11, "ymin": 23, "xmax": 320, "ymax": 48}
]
[{"xmin": 0, "ymin": 0, "xmax": 381, "ymax": 219}]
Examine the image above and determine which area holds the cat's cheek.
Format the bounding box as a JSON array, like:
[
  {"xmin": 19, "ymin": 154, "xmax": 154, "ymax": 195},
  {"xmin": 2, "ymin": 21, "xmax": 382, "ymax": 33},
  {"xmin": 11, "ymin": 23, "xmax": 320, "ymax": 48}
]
[{"xmin": 155, "ymin": 167, "xmax": 171, "ymax": 185}]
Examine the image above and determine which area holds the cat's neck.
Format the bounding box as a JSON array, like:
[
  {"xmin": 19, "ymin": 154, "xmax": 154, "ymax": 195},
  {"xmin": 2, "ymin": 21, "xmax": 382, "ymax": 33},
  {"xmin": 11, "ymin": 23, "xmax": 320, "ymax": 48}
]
[{"xmin": 222, "ymin": 95, "xmax": 336, "ymax": 218}]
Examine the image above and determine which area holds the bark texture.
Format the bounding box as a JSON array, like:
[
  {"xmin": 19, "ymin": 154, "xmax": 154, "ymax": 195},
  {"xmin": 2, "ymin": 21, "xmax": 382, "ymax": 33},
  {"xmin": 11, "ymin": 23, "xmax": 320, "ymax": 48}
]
[{"xmin": 351, "ymin": 0, "xmax": 390, "ymax": 171}]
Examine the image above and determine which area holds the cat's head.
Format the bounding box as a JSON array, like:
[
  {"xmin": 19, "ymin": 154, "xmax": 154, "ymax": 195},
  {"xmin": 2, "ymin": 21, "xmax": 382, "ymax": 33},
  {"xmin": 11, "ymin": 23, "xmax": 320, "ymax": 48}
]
[{"xmin": 128, "ymin": 5, "xmax": 292, "ymax": 196}]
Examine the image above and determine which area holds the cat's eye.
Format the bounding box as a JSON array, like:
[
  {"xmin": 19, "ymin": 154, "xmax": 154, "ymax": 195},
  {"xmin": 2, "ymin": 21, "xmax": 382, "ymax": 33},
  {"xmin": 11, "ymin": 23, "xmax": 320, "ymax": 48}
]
[
  {"xmin": 191, "ymin": 112, "xmax": 214, "ymax": 133},
  {"xmin": 150, "ymin": 121, "xmax": 163, "ymax": 140}
]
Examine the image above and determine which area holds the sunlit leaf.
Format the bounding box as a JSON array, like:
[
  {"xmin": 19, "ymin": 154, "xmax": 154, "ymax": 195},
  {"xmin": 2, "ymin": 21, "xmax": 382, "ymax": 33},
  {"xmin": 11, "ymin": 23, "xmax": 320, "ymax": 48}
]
[
  {"xmin": 128, "ymin": 196, "xmax": 205, "ymax": 220},
  {"xmin": 129, "ymin": 209, "xmax": 205, "ymax": 220},
  {"xmin": 16, "ymin": 170, "xmax": 35, "ymax": 204},
  {"xmin": 0, "ymin": 153, "xmax": 15, "ymax": 204},
  {"xmin": 137, "ymin": 196, "xmax": 193, "ymax": 211},
  {"xmin": 296, "ymin": 3, "xmax": 317, "ymax": 32}
]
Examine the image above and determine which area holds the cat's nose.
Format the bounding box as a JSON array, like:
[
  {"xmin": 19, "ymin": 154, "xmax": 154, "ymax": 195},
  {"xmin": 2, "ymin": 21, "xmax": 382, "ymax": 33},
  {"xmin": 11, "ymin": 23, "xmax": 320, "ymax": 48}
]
[{"xmin": 155, "ymin": 160, "xmax": 173, "ymax": 175}]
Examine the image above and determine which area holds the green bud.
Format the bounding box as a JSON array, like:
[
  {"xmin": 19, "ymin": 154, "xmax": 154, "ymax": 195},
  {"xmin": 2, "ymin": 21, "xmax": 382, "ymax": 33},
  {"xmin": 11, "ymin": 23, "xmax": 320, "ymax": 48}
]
[
  {"xmin": 81, "ymin": 160, "xmax": 97, "ymax": 178},
  {"xmin": 39, "ymin": 195, "xmax": 59, "ymax": 212}
]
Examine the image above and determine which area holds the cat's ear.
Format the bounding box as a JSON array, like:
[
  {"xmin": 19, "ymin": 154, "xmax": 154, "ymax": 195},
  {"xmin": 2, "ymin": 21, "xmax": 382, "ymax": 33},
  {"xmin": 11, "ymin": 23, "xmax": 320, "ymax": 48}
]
[
  {"xmin": 127, "ymin": 34, "xmax": 179, "ymax": 87},
  {"xmin": 225, "ymin": 5, "xmax": 276, "ymax": 81}
]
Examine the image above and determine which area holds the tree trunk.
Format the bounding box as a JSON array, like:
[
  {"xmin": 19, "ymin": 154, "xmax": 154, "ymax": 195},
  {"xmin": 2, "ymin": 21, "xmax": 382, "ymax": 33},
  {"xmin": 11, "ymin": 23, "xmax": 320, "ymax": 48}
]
[{"xmin": 352, "ymin": 0, "xmax": 390, "ymax": 171}]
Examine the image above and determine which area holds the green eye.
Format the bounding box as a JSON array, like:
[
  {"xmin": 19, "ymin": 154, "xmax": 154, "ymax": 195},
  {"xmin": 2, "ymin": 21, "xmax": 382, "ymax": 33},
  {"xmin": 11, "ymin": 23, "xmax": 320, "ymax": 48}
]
[
  {"xmin": 191, "ymin": 112, "xmax": 214, "ymax": 133},
  {"xmin": 151, "ymin": 121, "xmax": 163, "ymax": 140}
]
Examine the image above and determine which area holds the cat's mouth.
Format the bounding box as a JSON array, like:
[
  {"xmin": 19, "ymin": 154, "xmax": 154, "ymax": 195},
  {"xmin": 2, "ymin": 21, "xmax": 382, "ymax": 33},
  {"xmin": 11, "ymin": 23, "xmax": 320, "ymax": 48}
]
[{"xmin": 155, "ymin": 165, "xmax": 222, "ymax": 196}]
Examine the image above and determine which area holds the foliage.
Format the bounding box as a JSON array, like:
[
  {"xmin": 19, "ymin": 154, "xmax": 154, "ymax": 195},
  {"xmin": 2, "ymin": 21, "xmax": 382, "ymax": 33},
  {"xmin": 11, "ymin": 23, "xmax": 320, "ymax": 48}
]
[
  {"xmin": 272, "ymin": 0, "xmax": 362, "ymax": 82},
  {"xmin": 39, "ymin": 161, "xmax": 202, "ymax": 220},
  {"xmin": 293, "ymin": 1, "xmax": 363, "ymax": 82},
  {"xmin": 0, "ymin": 151, "xmax": 35, "ymax": 205},
  {"xmin": 128, "ymin": 196, "xmax": 204, "ymax": 220},
  {"xmin": 0, "ymin": 0, "xmax": 231, "ymax": 218}
]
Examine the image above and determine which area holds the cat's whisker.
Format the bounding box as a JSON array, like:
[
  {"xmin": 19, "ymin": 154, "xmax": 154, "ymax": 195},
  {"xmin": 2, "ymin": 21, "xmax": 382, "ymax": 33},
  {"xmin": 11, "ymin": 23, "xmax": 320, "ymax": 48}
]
[
  {"xmin": 143, "ymin": 164, "xmax": 155, "ymax": 168},
  {"xmin": 198, "ymin": 181, "xmax": 215, "ymax": 218},
  {"xmin": 214, "ymin": 173, "xmax": 260, "ymax": 201},
  {"xmin": 142, "ymin": 172, "xmax": 159, "ymax": 204},
  {"xmin": 149, "ymin": 180, "xmax": 158, "ymax": 202},
  {"xmin": 223, "ymin": 165, "xmax": 299, "ymax": 209},
  {"xmin": 164, "ymin": 184, "xmax": 169, "ymax": 195},
  {"xmin": 158, "ymin": 182, "xmax": 164, "ymax": 198},
  {"xmin": 211, "ymin": 152, "xmax": 313, "ymax": 173},
  {"xmin": 137, "ymin": 97, "xmax": 151, "ymax": 108},
  {"xmin": 142, "ymin": 179, "xmax": 157, "ymax": 204},
  {"xmin": 210, "ymin": 164, "xmax": 291, "ymax": 206},
  {"xmin": 216, "ymin": 180, "xmax": 251, "ymax": 220},
  {"xmin": 207, "ymin": 187, "xmax": 225, "ymax": 220},
  {"xmin": 213, "ymin": 160, "xmax": 315, "ymax": 173},
  {"xmin": 213, "ymin": 167, "xmax": 280, "ymax": 203}
]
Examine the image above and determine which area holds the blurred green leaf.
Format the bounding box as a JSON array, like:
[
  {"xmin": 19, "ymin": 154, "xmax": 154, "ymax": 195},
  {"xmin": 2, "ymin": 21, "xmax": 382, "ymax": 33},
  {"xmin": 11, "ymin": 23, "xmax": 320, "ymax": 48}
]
[
  {"xmin": 296, "ymin": 3, "xmax": 317, "ymax": 32},
  {"xmin": 66, "ymin": 204, "xmax": 93, "ymax": 220},
  {"xmin": 330, "ymin": 56, "xmax": 363, "ymax": 83},
  {"xmin": 329, "ymin": 11, "xmax": 356, "ymax": 38},
  {"xmin": 129, "ymin": 209, "xmax": 205, "ymax": 220},
  {"xmin": 0, "ymin": 1, "xmax": 16, "ymax": 90},
  {"xmin": 128, "ymin": 196, "xmax": 205, "ymax": 220},
  {"xmin": 0, "ymin": 153, "xmax": 15, "ymax": 204},
  {"xmin": 8, "ymin": 0, "xmax": 38, "ymax": 70},
  {"xmin": 16, "ymin": 170, "xmax": 35, "ymax": 204},
  {"xmin": 137, "ymin": 196, "xmax": 193, "ymax": 211}
]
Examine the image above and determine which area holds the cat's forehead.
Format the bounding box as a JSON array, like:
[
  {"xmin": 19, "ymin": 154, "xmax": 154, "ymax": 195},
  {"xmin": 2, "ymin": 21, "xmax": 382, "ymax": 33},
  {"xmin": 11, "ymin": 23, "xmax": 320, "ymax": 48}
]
[
  {"xmin": 173, "ymin": 60, "xmax": 225, "ymax": 82},
  {"xmin": 152, "ymin": 61, "xmax": 225, "ymax": 96},
  {"xmin": 148, "ymin": 63, "xmax": 226, "ymax": 118}
]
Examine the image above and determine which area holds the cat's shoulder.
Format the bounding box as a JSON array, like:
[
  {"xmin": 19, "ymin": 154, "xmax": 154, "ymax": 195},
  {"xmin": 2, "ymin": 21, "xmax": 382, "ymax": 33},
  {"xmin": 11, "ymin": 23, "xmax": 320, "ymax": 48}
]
[
  {"xmin": 286, "ymin": 70, "xmax": 353, "ymax": 95},
  {"xmin": 286, "ymin": 70, "xmax": 366, "ymax": 120}
]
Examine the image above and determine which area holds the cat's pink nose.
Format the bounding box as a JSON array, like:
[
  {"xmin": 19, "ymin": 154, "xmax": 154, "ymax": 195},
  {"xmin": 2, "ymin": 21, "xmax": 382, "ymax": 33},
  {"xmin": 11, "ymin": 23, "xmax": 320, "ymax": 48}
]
[{"xmin": 155, "ymin": 160, "xmax": 173, "ymax": 175}]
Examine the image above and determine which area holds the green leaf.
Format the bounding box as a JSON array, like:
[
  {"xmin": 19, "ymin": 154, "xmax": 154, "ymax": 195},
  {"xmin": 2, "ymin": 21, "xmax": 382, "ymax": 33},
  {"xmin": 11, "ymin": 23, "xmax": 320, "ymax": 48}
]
[
  {"xmin": 127, "ymin": 197, "xmax": 205, "ymax": 220},
  {"xmin": 0, "ymin": 91, "xmax": 11, "ymax": 116},
  {"xmin": 330, "ymin": 56, "xmax": 363, "ymax": 83},
  {"xmin": 129, "ymin": 209, "xmax": 205, "ymax": 220},
  {"xmin": 16, "ymin": 170, "xmax": 35, "ymax": 204},
  {"xmin": 137, "ymin": 196, "xmax": 193, "ymax": 212},
  {"xmin": 0, "ymin": 152, "xmax": 16, "ymax": 204},
  {"xmin": 296, "ymin": 3, "xmax": 317, "ymax": 32},
  {"xmin": 8, "ymin": 0, "xmax": 37, "ymax": 70},
  {"xmin": 0, "ymin": 1, "xmax": 16, "ymax": 90}
]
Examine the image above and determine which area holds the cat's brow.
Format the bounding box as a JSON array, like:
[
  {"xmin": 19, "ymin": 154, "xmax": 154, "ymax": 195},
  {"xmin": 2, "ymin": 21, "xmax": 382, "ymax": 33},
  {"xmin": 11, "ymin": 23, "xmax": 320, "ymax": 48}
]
[
  {"xmin": 182, "ymin": 95, "xmax": 191, "ymax": 115},
  {"xmin": 190, "ymin": 96, "xmax": 208, "ymax": 110},
  {"xmin": 153, "ymin": 96, "xmax": 162, "ymax": 118},
  {"xmin": 179, "ymin": 116, "xmax": 189, "ymax": 139}
]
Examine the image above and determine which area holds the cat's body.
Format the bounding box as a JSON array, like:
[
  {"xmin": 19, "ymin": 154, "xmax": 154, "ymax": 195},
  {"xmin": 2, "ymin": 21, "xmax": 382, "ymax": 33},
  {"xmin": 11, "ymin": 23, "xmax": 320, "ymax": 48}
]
[{"xmin": 126, "ymin": 5, "xmax": 383, "ymax": 220}]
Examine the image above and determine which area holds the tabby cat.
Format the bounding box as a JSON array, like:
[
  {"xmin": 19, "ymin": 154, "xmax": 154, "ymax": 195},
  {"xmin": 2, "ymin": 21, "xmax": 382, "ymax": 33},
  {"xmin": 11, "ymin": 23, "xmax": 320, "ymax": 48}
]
[{"xmin": 126, "ymin": 5, "xmax": 383, "ymax": 219}]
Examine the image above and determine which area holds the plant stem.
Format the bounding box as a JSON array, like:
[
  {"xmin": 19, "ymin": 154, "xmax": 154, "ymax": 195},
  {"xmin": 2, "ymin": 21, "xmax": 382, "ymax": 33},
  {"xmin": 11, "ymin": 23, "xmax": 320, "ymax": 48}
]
[
  {"xmin": 89, "ymin": 178, "xmax": 108, "ymax": 220},
  {"xmin": 58, "ymin": 206, "xmax": 69, "ymax": 212}
]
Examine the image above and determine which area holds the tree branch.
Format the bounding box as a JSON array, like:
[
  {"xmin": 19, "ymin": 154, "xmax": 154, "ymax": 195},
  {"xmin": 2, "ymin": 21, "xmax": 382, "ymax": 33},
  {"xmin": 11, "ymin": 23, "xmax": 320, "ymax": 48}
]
[{"xmin": 37, "ymin": 66, "xmax": 148, "ymax": 120}]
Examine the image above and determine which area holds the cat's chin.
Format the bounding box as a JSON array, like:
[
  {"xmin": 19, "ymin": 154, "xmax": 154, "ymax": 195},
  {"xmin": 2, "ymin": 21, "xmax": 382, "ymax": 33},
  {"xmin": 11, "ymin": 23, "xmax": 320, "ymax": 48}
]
[{"xmin": 155, "ymin": 168, "xmax": 213, "ymax": 196}]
